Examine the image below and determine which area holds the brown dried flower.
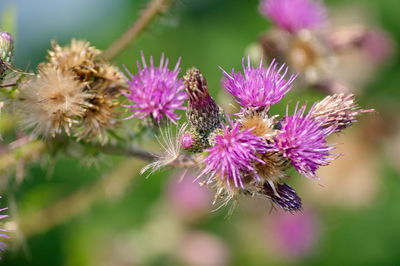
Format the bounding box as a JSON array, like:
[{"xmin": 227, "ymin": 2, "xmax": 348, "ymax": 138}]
[{"xmin": 19, "ymin": 66, "xmax": 91, "ymax": 137}]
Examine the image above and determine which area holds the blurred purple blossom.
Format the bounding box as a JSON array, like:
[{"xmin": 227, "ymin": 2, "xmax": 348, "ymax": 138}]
[{"xmin": 260, "ymin": 0, "xmax": 327, "ymax": 33}]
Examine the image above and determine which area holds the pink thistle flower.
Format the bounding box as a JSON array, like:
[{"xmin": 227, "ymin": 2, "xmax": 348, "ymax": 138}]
[
  {"xmin": 0, "ymin": 198, "xmax": 9, "ymax": 257},
  {"xmin": 260, "ymin": 0, "xmax": 327, "ymax": 33},
  {"xmin": 122, "ymin": 52, "xmax": 187, "ymax": 124},
  {"xmin": 270, "ymin": 105, "xmax": 335, "ymax": 178},
  {"xmin": 201, "ymin": 122, "xmax": 268, "ymax": 188},
  {"xmin": 221, "ymin": 58, "xmax": 297, "ymax": 110}
]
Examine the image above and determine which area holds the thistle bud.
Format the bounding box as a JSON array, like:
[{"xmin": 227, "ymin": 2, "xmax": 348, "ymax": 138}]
[
  {"xmin": 0, "ymin": 32, "xmax": 13, "ymax": 80},
  {"xmin": 184, "ymin": 68, "xmax": 223, "ymax": 135},
  {"xmin": 310, "ymin": 93, "xmax": 374, "ymax": 133},
  {"xmin": 263, "ymin": 182, "xmax": 302, "ymax": 212},
  {"xmin": 0, "ymin": 32, "xmax": 14, "ymax": 63}
]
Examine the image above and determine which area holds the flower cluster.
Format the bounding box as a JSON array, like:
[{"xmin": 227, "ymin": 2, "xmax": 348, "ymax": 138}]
[
  {"xmin": 19, "ymin": 39, "xmax": 124, "ymax": 143},
  {"xmin": 175, "ymin": 58, "xmax": 371, "ymax": 212},
  {"xmin": 122, "ymin": 53, "xmax": 186, "ymax": 125}
]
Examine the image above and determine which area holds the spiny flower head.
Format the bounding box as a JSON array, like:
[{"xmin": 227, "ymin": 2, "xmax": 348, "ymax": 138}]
[
  {"xmin": 201, "ymin": 122, "xmax": 268, "ymax": 188},
  {"xmin": 123, "ymin": 53, "xmax": 186, "ymax": 124},
  {"xmin": 310, "ymin": 93, "xmax": 374, "ymax": 133},
  {"xmin": 221, "ymin": 58, "xmax": 297, "ymax": 111},
  {"xmin": 260, "ymin": 0, "xmax": 327, "ymax": 33},
  {"xmin": 270, "ymin": 105, "xmax": 335, "ymax": 178}
]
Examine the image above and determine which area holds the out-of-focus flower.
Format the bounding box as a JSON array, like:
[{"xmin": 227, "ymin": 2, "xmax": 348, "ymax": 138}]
[
  {"xmin": 167, "ymin": 171, "xmax": 213, "ymax": 220},
  {"xmin": 177, "ymin": 231, "xmax": 230, "ymax": 266},
  {"xmin": 264, "ymin": 209, "xmax": 320, "ymax": 260},
  {"xmin": 270, "ymin": 105, "xmax": 335, "ymax": 178},
  {"xmin": 361, "ymin": 28, "xmax": 394, "ymax": 64},
  {"xmin": 123, "ymin": 53, "xmax": 186, "ymax": 125},
  {"xmin": 221, "ymin": 58, "xmax": 296, "ymax": 111},
  {"xmin": 300, "ymin": 123, "xmax": 380, "ymax": 208},
  {"xmin": 260, "ymin": 0, "xmax": 327, "ymax": 33},
  {"xmin": 19, "ymin": 66, "xmax": 91, "ymax": 137}
]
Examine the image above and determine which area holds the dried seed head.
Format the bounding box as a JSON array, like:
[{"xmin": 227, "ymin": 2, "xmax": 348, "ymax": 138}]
[
  {"xmin": 48, "ymin": 39, "xmax": 101, "ymax": 74},
  {"xmin": 45, "ymin": 39, "xmax": 125, "ymax": 142},
  {"xmin": 310, "ymin": 93, "xmax": 374, "ymax": 133},
  {"xmin": 19, "ymin": 66, "xmax": 91, "ymax": 137},
  {"xmin": 184, "ymin": 67, "xmax": 223, "ymax": 135}
]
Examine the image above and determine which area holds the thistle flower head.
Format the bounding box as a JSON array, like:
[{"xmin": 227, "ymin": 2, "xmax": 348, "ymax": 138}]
[
  {"xmin": 221, "ymin": 58, "xmax": 297, "ymax": 111},
  {"xmin": 123, "ymin": 53, "xmax": 186, "ymax": 124},
  {"xmin": 270, "ymin": 105, "xmax": 335, "ymax": 178},
  {"xmin": 310, "ymin": 93, "xmax": 374, "ymax": 133},
  {"xmin": 260, "ymin": 0, "xmax": 327, "ymax": 33},
  {"xmin": 200, "ymin": 122, "xmax": 268, "ymax": 188},
  {"xmin": 19, "ymin": 66, "xmax": 91, "ymax": 137}
]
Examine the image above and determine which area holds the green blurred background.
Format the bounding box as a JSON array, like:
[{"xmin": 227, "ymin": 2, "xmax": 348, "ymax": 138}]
[{"xmin": 1, "ymin": 0, "xmax": 400, "ymax": 265}]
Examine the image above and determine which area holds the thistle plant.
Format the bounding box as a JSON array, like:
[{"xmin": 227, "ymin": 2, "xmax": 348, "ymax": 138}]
[{"xmin": 0, "ymin": 0, "xmax": 379, "ymax": 260}]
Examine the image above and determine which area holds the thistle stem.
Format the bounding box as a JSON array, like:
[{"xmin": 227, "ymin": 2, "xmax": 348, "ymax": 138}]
[{"xmin": 103, "ymin": 0, "xmax": 173, "ymax": 60}]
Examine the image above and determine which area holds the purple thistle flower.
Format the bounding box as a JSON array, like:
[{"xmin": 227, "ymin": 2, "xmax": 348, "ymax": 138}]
[
  {"xmin": 221, "ymin": 58, "xmax": 297, "ymax": 110},
  {"xmin": 201, "ymin": 122, "xmax": 268, "ymax": 188},
  {"xmin": 271, "ymin": 105, "xmax": 335, "ymax": 178},
  {"xmin": 0, "ymin": 198, "xmax": 9, "ymax": 257},
  {"xmin": 122, "ymin": 52, "xmax": 187, "ymax": 124},
  {"xmin": 260, "ymin": 0, "xmax": 327, "ymax": 33}
]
